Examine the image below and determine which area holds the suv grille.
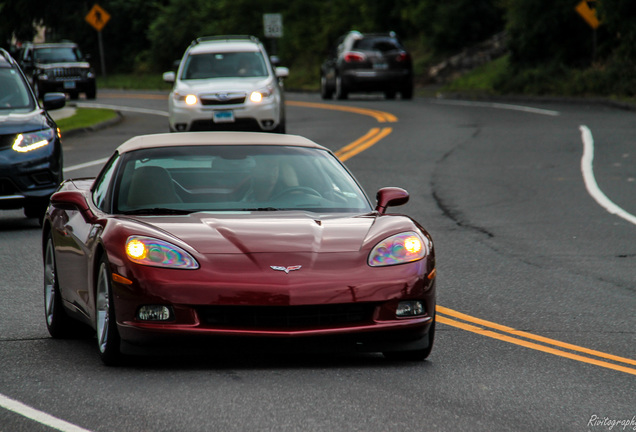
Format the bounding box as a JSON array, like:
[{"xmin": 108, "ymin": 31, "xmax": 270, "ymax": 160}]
[
  {"xmin": 48, "ymin": 67, "xmax": 86, "ymax": 79},
  {"xmin": 196, "ymin": 303, "xmax": 376, "ymax": 329},
  {"xmin": 200, "ymin": 92, "xmax": 246, "ymax": 106}
]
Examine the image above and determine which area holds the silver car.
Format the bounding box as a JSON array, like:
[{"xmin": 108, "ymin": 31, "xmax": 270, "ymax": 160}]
[{"xmin": 163, "ymin": 36, "xmax": 288, "ymax": 133}]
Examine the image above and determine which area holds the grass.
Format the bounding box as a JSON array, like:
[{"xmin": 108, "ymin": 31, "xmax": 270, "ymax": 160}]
[
  {"xmin": 440, "ymin": 55, "xmax": 508, "ymax": 96},
  {"xmin": 56, "ymin": 108, "xmax": 119, "ymax": 134},
  {"xmin": 96, "ymin": 73, "xmax": 172, "ymax": 91}
]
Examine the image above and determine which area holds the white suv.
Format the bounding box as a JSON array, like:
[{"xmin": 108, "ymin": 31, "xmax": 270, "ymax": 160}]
[{"xmin": 163, "ymin": 36, "xmax": 288, "ymax": 133}]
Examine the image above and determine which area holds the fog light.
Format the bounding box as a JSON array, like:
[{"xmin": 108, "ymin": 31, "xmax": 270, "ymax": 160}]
[
  {"xmin": 396, "ymin": 301, "xmax": 425, "ymax": 317},
  {"xmin": 138, "ymin": 305, "xmax": 172, "ymax": 321},
  {"xmin": 262, "ymin": 120, "xmax": 274, "ymax": 127},
  {"xmin": 176, "ymin": 123, "xmax": 187, "ymax": 131}
]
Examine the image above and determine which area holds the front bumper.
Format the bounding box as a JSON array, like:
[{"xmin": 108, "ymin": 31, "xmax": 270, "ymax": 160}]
[{"xmin": 168, "ymin": 97, "xmax": 282, "ymax": 132}]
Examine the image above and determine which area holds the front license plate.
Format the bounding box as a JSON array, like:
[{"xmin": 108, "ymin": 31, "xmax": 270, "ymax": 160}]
[
  {"xmin": 213, "ymin": 110, "xmax": 235, "ymax": 123},
  {"xmin": 63, "ymin": 81, "xmax": 76, "ymax": 89}
]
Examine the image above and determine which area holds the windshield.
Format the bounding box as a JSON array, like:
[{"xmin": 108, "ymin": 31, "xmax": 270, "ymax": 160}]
[
  {"xmin": 181, "ymin": 51, "xmax": 268, "ymax": 79},
  {"xmin": 0, "ymin": 68, "xmax": 35, "ymax": 110},
  {"xmin": 114, "ymin": 145, "xmax": 371, "ymax": 214},
  {"xmin": 34, "ymin": 47, "xmax": 82, "ymax": 63}
]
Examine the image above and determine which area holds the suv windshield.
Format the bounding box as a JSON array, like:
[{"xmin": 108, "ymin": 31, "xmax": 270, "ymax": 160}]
[
  {"xmin": 34, "ymin": 47, "xmax": 82, "ymax": 63},
  {"xmin": 181, "ymin": 51, "xmax": 267, "ymax": 80},
  {"xmin": 0, "ymin": 68, "xmax": 34, "ymax": 110}
]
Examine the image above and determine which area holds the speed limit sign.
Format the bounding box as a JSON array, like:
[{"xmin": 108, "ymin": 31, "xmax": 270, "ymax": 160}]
[{"xmin": 263, "ymin": 13, "xmax": 283, "ymax": 38}]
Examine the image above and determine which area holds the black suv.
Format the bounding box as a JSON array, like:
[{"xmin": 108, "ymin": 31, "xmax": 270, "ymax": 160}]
[
  {"xmin": 18, "ymin": 41, "xmax": 96, "ymax": 100},
  {"xmin": 320, "ymin": 31, "xmax": 413, "ymax": 100},
  {"xmin": 0, "ymin": 48, "xmax": 66, "ymax": 221}
]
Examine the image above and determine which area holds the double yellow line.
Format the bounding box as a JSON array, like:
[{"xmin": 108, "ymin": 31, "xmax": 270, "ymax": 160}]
[
  {"xmin": 437, "ymin": 306, "xmax": 636, "ymax": 375},
  {"xmin": 290, "ymin": 99, "xmax": 636, "ymax": 376},
  {"xmin": 286, "ymin": 101, "xmax": 396, "ymax": 162}
]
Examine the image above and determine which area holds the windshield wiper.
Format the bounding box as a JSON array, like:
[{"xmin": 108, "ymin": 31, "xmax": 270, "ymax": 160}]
[{"xmin": 121, "ymin": 207, "xmax": 194, "ymax": 215}]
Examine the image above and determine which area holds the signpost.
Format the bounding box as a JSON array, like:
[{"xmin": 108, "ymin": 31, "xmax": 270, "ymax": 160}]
[
  {"xmin": 85, "ymin": 3, "xmax": 110, "ymax": 77},
  {"xmin": 263, "ymin": 13, "xmax": 282, "ymax": 56},
  {"xmin": 575, "ymin": 0, "xmax": 600, "ymax": 62}
]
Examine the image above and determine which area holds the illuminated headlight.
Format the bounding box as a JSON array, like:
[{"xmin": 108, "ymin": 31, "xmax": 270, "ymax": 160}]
[
  {"xmin": 396, "ymin": 300, "xmax": 425, "ymax": 317},
  {"xmin": 87, "ymin": 71, "xmax": 95, "ymax": 78},
  {"xmin": 174, "ymin": 91, "xmax": 197, "ymax": 105},
  {"xmin": 39, "ymin": 73, "xmax": 49, "ymax": 80},
  {"xmin": 12, "ymin": 129, "xmax": 55, "ymax": 153},
  {"xmin": 368, "ymin": 231, "xmax": 427, "ymax": 267},
  {"xmin": 250, "ymin": 86, "xmax": 273, "ymax": 103},
  {"xmin": 125, "ymin": 236, "xmax": 199, "ymax": 269},
  {"xmin": 138, "ymin": 305, "xmax": 172, "ymax": 321}
]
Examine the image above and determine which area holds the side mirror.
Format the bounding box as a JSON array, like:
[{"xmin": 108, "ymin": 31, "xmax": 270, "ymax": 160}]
[
  {"xmin": 375, "ymin": 187, "xmax": 409, "ymax": 214},
  {"xmin": 50, "ymin": 190, "xmax": 96, "ymax": 221},
  {"xmin": 42, "ymin": 93, "xmax": 66, "ymax": 111},
  {"xmin": 275, "ymin": 67, "xmax": 289, "ymax": 79},
  {"xmin": 162, "ymin": 71, "xmax": 175, "ymax": 83}
]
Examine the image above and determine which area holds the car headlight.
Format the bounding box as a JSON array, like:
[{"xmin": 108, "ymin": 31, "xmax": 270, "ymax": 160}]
[
  {"xmin": 12, "ymin": 129, "xmax": 55, "ymax": 153},
  {"xmin": 173, "ymin": 91, "xmax": 197, "ymax": 105},
  {"xmin": 125, "ymin": 236, "xmax": 199, "ymax": 269},
  {"xmin": 250, "ymin": 86, "xmax": 274, "ymax": 103},
  {"xmin": 368, "ymin": 231, "xmax": 427, "ymax": 267}
]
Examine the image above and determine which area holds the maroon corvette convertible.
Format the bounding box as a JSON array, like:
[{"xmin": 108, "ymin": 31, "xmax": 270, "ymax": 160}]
[{"xmin": 42, "ymin": 132, "xmax": 436, "ymax": 365}]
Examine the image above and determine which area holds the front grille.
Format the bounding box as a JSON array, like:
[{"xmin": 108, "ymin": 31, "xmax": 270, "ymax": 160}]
[
  {"xmin": 196, "ymin": 303, "xmax": 376, "ymax": 329},
  {"xmin": 48, "ymin": 67, "xmax": 86, "ymax": 79},
  {"xmin": 190, "ymin": 118, "xmax": 261, "ymax": 131},
  {"xmin": 0, "ymin": 178, "xmax": 19, "ymax": 196},
  {"xmin": 0, "ymin": 135, "xmax": 16, "ymax": 150},
  {"xmin": 200, "ymin": 93, "xmax": 246, "ymax": 106}
]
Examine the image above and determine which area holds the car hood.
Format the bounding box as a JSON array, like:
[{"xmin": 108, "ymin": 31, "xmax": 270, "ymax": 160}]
[
  {"xmin": 36, "ymin": 61, "xmax": 91, "ymax": 69},
  {"xmin": 176, "ymin": 77, "xmax": 273, "ymax": 95},
  {"xmin": 0, "ymin": 109, "xmax": 50, "ymax": 136},
  {"xmin": 123, "ymin": 212, "xmax": 413, "ymax": 255}
]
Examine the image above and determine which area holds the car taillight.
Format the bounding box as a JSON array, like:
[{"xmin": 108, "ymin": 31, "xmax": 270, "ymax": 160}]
[
  {"xmin": 344, "ymin": 51, "xmax": 366, "ymax": 63},
  {"xmin": 396, "ymin": 52, "xmax": 410, "ymax": 62}
]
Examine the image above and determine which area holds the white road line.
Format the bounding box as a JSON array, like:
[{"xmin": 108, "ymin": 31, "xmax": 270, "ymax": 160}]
[
  {"xmin": 579, "ymin": 125, "xmax": 636, "ymax": 225},
  {"xmin": 432, "ymin": 99, "xmax": 560, "ymax": 116},
  {"xmin": 0, "ymin": 393, "xmax": 93, "ymax": 432},
  {"xmin": 65, "ymin": 157, "xmax": 110, "ymax": 173}
]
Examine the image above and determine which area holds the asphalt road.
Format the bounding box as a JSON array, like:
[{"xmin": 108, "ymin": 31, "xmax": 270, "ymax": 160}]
[{"xmin": 0, "ymin": 90, "xmax": 634, "ymax": 432}]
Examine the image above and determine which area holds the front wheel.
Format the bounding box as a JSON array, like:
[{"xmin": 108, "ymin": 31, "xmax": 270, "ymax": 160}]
[
  {"xmin": 95, "ymin": 254, "xmax": 123, "ymax": 366},
  {"xmin": 44, "ymin": 234, "xmax": 78, "ymax": 338}
]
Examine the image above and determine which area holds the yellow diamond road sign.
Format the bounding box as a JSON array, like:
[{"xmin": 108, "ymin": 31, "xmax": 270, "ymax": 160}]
[
  {"xmin": 575, "ymin": 0, "xmax": 600, "ymax": 29},
  {"xmin": 85, "ymin": 4, "xmax": 111, "ymax": 32}
]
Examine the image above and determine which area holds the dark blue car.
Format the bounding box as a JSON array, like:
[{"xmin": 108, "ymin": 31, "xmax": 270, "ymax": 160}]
[{"xmin": 0, "ymin": 48, "xmax": 66, "ymax": 222}]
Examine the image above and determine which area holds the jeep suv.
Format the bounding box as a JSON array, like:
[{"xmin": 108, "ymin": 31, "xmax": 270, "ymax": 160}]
[
  {"xmin": 0, "ymin": 48, "xmax": 66, "ymax": 222},
  {"xmin": 19, "ymin": 41, "xmax": 96, "ymax": 100},
  {"xmin": 163, "ymin": 35, "xmax": 288, "ymax": 133}
]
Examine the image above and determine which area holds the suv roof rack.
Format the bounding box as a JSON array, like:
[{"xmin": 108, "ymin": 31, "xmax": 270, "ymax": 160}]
[{"xmin": 192, "ymin": 35, "xmax": 260, "ymax": 46}]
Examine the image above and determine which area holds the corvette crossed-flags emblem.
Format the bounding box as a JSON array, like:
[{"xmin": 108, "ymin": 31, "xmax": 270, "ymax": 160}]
[{"xmin": 270, "ymin": 265, "xmax": 302, "ymax": 274}]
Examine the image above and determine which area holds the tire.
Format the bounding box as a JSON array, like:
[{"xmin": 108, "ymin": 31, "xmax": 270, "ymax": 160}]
[
  {"xmin": 95, "ymin": 254, "xmax": 123, "ymax": 366},
  {"xmin": 320, "ymin": 74, "xmax": 333, "ymax": 99},
  {"xmin": 43, "ymin": 234, "xmax": 78, "ymax": 338},
  {"xmin": 383, "ymin": 319, "xmax": 435, "ymax": 361},
  {"xmin": 384, "ymin": 90, "xmax": 396, "ymax": 100},
  {"xmin": 273, "ymin": 120, "xmax": 286, "ymax": 134},
  {"xmin": 85, "ymin": 84, "xmax": 97, "ymax": 100},
  {"xmin": 335, "ymin": 75, "xmax": 348, "ymax": 100},
  {"xmin": 401, "ymin": 83, "xmax": 413, "ymax": 100},
  {"xmin": 69, "ymin": 91, "xmax": 79, "ymax": 100},
  {"xmin": 24, "ymin": 199, "xmax": 48, "ymax": 225}
]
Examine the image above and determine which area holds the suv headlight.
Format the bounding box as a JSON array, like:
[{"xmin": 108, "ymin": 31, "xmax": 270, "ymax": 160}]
[
  {"xmin": 250, "ymin": 85, "xmax": 274, "ymax": 103},
  {"xmin": 173, "ymin": 91, "xmax": 198, "ymax": 106},
  {"xmin": 12, "ymin": 129, "xmax": 56, "ymax": 153}
]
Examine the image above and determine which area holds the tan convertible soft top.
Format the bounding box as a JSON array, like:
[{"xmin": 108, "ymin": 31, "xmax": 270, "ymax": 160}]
[{"xmin": 116, "ymin": 132, "xmax": 327, "ymax": 154}]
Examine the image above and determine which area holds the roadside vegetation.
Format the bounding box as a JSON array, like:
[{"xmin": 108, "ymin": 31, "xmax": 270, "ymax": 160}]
[
  {"xmin": 4, "ymin": 0, "xmax": 634, "ymax": 99},
  {"xmin": 56, "ymin": 108, "xmax": 118, "ymax": 134}
]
